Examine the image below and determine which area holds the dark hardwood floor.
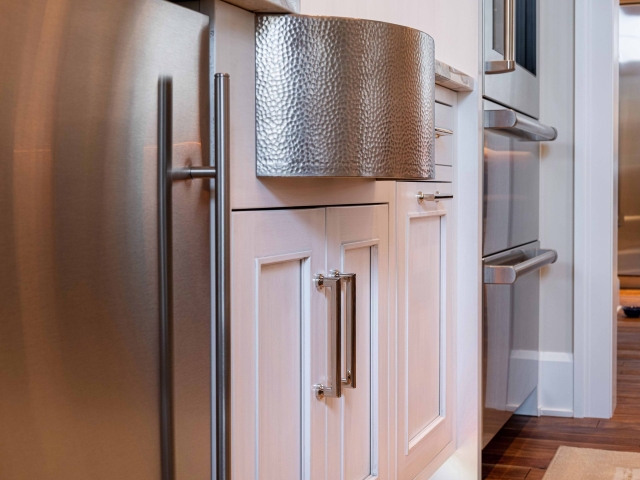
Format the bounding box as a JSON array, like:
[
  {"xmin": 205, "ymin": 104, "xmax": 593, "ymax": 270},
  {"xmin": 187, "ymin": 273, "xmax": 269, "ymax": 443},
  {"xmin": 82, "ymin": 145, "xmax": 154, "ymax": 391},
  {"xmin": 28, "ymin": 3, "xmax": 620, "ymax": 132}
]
[{"xmin": 482, "ymin": 290, "xmax": 640, "ymax": 479}]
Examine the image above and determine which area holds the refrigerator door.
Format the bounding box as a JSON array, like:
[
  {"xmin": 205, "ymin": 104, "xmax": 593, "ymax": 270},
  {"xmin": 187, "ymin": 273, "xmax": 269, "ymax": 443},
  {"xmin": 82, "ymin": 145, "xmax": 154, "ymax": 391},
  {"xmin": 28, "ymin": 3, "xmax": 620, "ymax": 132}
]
[
  {"xmin": 0, "ymin": 1, "xmax": 210, "ymax": 479},
  {"xmin": 483, "ymin": 100, "xmax": 540, "ymax": 257},
  {"xmin": 619, "ymin": 5, "xmax": 640, "ymax": 281}
]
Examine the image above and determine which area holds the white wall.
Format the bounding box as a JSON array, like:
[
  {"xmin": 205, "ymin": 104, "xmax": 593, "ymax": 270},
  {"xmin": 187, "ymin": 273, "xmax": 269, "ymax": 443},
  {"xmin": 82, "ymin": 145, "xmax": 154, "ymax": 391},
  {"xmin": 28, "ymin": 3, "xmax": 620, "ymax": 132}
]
[
  {"xmin": 301, "ymin": 0, "xmax": 478, "ymax": 76},
  {"xmin": 574, "ymin": 0, "xmax": 619, "ymax": 419},
  {"xmin": 537, "ymin": 0, "xmax": 575, "ymax": 417}
]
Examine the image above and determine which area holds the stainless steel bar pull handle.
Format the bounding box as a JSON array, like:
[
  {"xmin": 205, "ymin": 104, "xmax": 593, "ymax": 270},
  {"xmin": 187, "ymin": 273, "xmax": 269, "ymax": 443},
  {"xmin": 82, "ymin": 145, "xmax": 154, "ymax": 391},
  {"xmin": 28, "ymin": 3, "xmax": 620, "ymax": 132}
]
[
  {"xmin": 158, "ymin": 74, "xmax": 230, "ymax": 480},
  {"xmin": 484, "ymin": 249, "xmax": 558, "ymax": 284},
  {"xmin": 314, "ymin": 273, "xmax": 342, "ymax": 400},
  {"xmin": 486, "ymin": 0, "xmax": 516, "ymax": 74},
  {"xmin": 416, "ymin": 191, "xmax": 453, "ymax": 203},
  {"xmin": 337, "ymin": 272, "xmax": 357, "ymax": 388},
  {"xmin": 158, "ymin": 76, "xmax": 176, "ymax": 480},
  {"xmin": 435, "ymin": 127, "xmax": 453, "ymax": 139},
  {"xmin": 484, "ymin": 109, "xmax": 558, "ymax": 142}
]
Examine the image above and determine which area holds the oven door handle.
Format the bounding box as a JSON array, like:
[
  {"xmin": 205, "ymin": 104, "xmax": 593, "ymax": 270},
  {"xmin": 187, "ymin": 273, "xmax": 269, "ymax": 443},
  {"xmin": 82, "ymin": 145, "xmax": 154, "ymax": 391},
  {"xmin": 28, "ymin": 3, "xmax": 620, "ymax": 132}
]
[
  {"xmin": 484, "ymin": 249, "xmax": 558, "ymax": 284},
  {"xmin": 486, "ymin": 0, "xmax": 516, "ymax": 74},
  {"xmin": 485, "ymin": 109, "xmax": 558, "ymax": 142}
]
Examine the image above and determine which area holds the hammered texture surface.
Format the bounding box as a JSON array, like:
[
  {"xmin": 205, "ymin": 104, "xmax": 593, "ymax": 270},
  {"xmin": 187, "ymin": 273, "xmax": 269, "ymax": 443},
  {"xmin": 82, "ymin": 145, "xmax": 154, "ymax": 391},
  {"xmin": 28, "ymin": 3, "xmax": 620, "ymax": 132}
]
[{"xmin": 255, "ymin": 14, "xmax": 435, "ymax": 179}]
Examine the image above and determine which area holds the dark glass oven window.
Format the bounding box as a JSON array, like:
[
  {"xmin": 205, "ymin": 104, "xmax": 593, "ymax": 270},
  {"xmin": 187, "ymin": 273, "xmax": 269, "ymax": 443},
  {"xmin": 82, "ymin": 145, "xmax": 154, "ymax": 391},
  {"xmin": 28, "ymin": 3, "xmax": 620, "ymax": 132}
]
[{"xmin": 516, "ymin": 0, "xmax": 536, "ymax": 75}]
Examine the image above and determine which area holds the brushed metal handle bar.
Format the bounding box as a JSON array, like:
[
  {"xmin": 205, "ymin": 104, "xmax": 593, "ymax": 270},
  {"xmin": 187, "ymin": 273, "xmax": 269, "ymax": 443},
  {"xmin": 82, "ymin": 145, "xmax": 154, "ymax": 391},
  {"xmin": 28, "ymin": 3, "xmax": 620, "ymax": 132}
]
[
  {"xmin": 416, "ymin": 191, "xmax": 453, "ymax": 203},
  {"xmin": 484, "ymin": 249, "xmax": 558, "ymax": 284},
  {"xmin": 213, "ymin": 73, "xmax": 231, "ymax": 480},
  {"xmin": 158, "ymin": 73, "xmax": 229, "ymax": 480},
  {"xmin": 486, "ymin": 0, "xmax": 516, "ymax": 74},
  {"xmin": 158, "ymin": 76, "xmax": 175, "ymax": 480},
  {"xmin": 314, "ymin": 273, "xmax": 343, "ymax": 400},
  {"xmin": 484, "ymin": 109, "xmax": 558, "ymax": 142},
  {"xmin": 336, "ymin": 272, "xmax": 357, "ymax": 388}
]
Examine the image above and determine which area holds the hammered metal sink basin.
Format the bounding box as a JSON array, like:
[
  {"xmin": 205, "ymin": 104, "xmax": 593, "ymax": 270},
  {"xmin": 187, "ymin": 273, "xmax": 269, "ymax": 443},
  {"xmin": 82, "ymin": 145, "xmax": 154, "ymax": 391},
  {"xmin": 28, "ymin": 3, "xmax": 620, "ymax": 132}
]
[{"xmin": 255, "ymin": 14, "xmax": 436, "ymax": 179}]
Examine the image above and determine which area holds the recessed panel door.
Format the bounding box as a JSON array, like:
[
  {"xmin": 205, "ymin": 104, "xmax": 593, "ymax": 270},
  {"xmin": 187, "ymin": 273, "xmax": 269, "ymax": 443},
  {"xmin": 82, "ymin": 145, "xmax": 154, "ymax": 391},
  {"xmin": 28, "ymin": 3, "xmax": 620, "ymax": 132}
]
[
  {"xmin": 231, "ymin": 208, "xmax": 327, "ymax": 479},
  {"xmin": 395, "ymin": 183, "xmax": 455, "ymax": 479},
  {"xmin": 326, "ymin": 205, "xmax": 389, "ymax": 480}
]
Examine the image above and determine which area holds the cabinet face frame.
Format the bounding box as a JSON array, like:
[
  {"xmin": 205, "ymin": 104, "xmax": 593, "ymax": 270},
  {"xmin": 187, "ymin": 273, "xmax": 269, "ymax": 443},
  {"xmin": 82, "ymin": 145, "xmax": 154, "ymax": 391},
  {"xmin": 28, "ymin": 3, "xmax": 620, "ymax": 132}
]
[{"xmin": 395, "ymin": 184, "xmax": 456, "ymax": 480}]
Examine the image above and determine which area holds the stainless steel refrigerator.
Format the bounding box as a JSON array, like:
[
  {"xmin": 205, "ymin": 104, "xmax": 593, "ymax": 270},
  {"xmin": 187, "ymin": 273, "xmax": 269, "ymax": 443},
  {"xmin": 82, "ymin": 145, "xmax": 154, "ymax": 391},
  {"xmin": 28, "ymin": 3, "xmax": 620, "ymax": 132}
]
[
  {"xmin": 0, "ymin": 0, "xmax": 212, "ymax": 478},
  {"xmin": 619, "ymin": 4, "xmax": 640, "ymax": 286}
]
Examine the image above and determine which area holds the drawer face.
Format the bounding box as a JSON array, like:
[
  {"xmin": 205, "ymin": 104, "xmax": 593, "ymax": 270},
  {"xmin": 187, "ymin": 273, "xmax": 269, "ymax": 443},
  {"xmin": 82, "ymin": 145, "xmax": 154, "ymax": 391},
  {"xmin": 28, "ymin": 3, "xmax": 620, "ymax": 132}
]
[
  {"xmin": 425, "ymin": 165, "xmax": 452, "ymax": 182},
  {"xmin": 435, "ymin": 102, "xmax": 454, "ymax": 166},
  {"xmin": 435, "ymin": 102, "xmax": 454, "ymax": 129}
]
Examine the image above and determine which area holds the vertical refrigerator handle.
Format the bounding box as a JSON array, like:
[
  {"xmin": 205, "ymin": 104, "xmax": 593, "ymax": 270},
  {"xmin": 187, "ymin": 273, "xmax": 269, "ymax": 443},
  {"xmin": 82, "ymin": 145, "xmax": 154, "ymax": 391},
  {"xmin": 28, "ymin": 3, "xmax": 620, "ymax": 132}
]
[
  {"xmin": 158, "ymin": 76, "xmax": 175, "ymax": 480},
  {"xmin": 314, "ymin": 273, "xmax": 343, "ymax": 400},
  {"xmin": 213, "ymin": 72, "xmax": 231, "ymax": 480},
  {"xmin": 338, "ymin": 272, "xmax": 357, "ymax": 388},
  {"xmin": 157, "ymin": 73, "xmax": 229, "ymax": 480},
  {"xmin": 486, "ymin": 0, "xmax": 516, "ymax": 74}
]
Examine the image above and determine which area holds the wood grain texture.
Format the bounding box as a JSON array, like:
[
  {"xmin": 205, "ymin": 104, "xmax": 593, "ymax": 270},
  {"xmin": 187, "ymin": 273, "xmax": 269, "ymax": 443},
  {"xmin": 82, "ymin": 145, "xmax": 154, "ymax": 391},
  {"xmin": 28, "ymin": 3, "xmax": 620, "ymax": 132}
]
[{"xmin": 483, "ymin": 290, "xmax": 640, "ymax": 479}]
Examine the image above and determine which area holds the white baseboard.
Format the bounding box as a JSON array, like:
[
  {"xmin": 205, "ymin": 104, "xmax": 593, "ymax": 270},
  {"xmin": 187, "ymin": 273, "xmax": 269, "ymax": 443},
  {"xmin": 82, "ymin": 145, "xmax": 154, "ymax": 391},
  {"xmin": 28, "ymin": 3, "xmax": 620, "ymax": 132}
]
[
  {"xmin": 539, "ymin": 408, "xmax": 574, "ymax": 417},
  {"xmin": 539, "ymin": 351, "xmax": 574, "ymax": 417}
]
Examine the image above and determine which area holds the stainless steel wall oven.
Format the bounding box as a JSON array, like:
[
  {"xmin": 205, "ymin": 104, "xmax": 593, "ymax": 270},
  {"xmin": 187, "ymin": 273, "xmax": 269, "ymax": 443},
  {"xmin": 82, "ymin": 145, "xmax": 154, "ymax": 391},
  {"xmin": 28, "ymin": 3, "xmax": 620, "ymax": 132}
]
[{"xmin": 482, "ymin": 0, "xmax": 558, "ymax": 448}]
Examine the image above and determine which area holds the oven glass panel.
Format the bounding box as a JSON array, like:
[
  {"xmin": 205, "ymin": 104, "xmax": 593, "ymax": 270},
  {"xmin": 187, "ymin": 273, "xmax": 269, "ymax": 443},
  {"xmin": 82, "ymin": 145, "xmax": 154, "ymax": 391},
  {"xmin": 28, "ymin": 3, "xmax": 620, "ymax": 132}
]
[
  {"xmin": 516, "ymin": 0, "xmax": 536, "ymax": 75},
  {"xmin": 492, "ymin": 0, "xmax": 537, "ymax": 76}
]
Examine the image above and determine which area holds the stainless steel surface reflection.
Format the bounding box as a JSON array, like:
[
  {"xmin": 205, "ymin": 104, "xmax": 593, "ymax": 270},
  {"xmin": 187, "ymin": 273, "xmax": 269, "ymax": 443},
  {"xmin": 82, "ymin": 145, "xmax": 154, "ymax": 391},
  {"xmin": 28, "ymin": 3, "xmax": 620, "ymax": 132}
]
[
  {"xmin": 0, "ymin": 1, "xmax": 210, "ymax": 478},
  {"xmin": 482, "ymin": 241, "xmax": 541, "ymax": 448},
  {"xmin": 619, "ymin": 5, "xmax": 640, "ymax": 280},
  {"xmin": 483, "ymin": 102, "xmax": 540, "ymax": 257}
]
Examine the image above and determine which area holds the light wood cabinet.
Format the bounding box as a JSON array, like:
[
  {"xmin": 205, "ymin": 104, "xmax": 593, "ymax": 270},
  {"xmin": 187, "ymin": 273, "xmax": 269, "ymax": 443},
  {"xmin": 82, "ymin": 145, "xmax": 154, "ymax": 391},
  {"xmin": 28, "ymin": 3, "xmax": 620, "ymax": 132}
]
[
  {"xmin": 394, "ymin": 182, "xmax": 456, "ymax": 479},
  {"xmin": 218, "ymin": 6, "xmax": 462, "ymax": 470},
  {"xmin": 231, "ymin": 204, "xmax": 389, "ymax": 479}
]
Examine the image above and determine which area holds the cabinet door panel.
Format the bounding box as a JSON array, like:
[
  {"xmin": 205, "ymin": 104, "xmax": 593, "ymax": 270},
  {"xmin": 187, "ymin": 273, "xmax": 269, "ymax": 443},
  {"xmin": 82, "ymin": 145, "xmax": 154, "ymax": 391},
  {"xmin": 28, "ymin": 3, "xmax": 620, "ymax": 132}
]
[
  {"xmin": 396, "ymin": 183, "xmax": 455, "ymax": 480},
  {"xmin": 343, "ymin": 245, "xmax": 372, "ymax": 479},
  {"xmin": 257, "ymin": 260, "xmax": 302, "ymax": 478},
  {"xmin": 407, "ymin": 214, "xmax": 442, "ymax": 439},
  {"xmin": 326, "ymin": 205, "xmax": 389, "ymax": 480},
  {"xmin": 232, "ymin": 208, "xmax": 327, "ymax": 480}
]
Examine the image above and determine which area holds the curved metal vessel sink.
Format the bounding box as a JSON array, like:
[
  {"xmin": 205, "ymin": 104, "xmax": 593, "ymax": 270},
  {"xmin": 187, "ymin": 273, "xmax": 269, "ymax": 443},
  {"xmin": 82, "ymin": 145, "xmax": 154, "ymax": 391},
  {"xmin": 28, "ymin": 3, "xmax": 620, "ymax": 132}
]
[{"xmin": 255, "ymin": 14, "xmax": 436, "ymax": 179}]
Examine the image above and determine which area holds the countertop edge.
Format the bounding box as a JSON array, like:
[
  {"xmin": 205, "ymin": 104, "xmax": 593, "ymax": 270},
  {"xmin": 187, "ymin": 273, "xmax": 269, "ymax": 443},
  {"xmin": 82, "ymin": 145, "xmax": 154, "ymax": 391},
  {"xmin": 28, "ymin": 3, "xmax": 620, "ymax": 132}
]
[
  {"xmin": 435, "ymin": 59, "xmax": 474, "ymax": 93},
  {"xmin": 221, "ymin": 0, "xmax": 299, "ymax": 14}
]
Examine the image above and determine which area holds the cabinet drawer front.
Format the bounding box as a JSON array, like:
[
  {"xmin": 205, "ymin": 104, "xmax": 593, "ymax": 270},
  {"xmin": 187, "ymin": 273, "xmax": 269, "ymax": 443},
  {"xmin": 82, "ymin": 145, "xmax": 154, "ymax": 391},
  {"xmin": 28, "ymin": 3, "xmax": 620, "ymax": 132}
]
[
  {"xmin": 425, "ymin": 164, "xmax": 453, "ymax": 182},
  {"xmin": 435, "ymin": 101, "xmax": 454, "ymax": 130},
  {"xmin": 435, "ymin": 102, "xmax": 454, "ymax": 166}
]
